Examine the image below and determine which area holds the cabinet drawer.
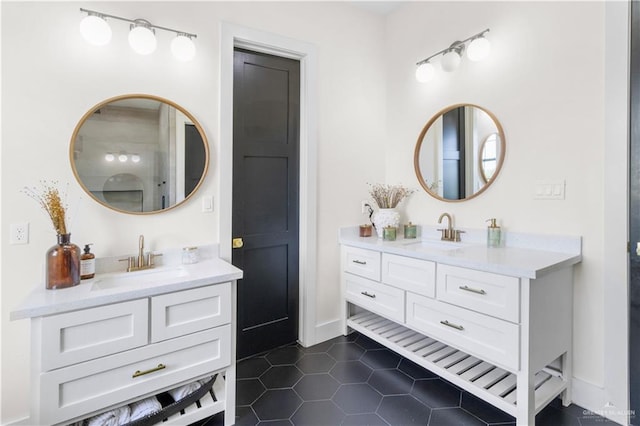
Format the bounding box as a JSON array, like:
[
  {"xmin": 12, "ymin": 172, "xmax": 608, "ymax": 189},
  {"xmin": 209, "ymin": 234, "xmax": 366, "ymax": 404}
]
[
  {"xmin": 382, "ymin": 253, "xmax": 435, "ymax": 297},
  {"xmin": 437, "ymin": 264, "xmax": 520, "ymax": 323},
  {"xmin": 406, "ymin": 293, "xmax": 519, "ymax": 371},
  {"xmin": 39, "ymin": 326, "xmax": 230, "ymax": 425},
  {"xmin": 343, "ymin": 246, "xmax": 381, "ymax": 281},
  {"xmin": 151, "ymin": 283, "xmax": 231, "ymax": 343},
  {"xmin": 345, "ymin": 273, "xmax": 404, "ymax": 323},
  {"xmin": 40, "ymin": 299, "xmax": 148, "ymax": 371}
]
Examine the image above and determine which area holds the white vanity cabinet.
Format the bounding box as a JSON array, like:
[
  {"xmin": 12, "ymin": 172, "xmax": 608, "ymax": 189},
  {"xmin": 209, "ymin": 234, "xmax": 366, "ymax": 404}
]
[
  {"xmin": 12, "ymin": 258, "xmax": 242, "ymax": 426},
  {"xmin": 340, "ymin": 235, "xmax": 580, "ymax": 426}
]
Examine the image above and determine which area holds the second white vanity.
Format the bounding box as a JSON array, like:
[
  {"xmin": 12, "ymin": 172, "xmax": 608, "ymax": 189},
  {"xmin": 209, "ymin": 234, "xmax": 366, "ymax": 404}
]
[
  {"xmin": 11, "ymin": 250, "xmax": 242, "ymax": 426},
  {"xmin": 340, "ymin": 227, "xmax": 581, "ymax": 426}
]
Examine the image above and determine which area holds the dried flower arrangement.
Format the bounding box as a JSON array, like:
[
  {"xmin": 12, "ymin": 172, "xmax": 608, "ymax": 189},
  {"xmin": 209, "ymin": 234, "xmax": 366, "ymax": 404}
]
[
  {"xmin": 23, "ymin": 181, "xmax": 70, "ymax": 235},
  {"xmin": 368, "ymin": 183, "xmax": 413, "ymax": 209}
]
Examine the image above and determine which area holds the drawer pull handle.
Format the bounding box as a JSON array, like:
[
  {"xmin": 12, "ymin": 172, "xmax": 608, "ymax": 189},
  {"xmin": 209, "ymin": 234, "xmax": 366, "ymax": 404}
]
[
  {"xmin": 459, "ymin": 285, "xmax": 486, "ymax": 295},
  {"xmin": 361, "ymin": 291, "xmax": 376, "ymax": 299},
  {"xmin": 132, "ymin": 363, "xmax": 166, "ymax": 378},
  {"xmin": 352, "ymin": 260, "xmax": 367, "ymax": 265},
  {"xmin": 440, "ymin": 320, "xmax": 464, "ymax": 331}
]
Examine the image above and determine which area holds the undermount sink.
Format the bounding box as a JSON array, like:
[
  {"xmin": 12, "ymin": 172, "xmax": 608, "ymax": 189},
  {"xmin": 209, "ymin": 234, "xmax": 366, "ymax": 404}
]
[
  {"xmin": 402, "ymin": 239, "xmax": 471, "ymax": 251},
  {"xmin": 91, "ymin": 267, "xmax": 189, "ymax": 291}
]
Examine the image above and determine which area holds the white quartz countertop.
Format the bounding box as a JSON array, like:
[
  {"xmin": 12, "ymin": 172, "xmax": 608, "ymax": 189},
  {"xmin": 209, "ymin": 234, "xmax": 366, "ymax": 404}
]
[
  {"xmin": 11, "ymin": 257, "xmax": 243, "ymax": 321},
  {"xmin": 340, "ymin": 227, "xmax": 581, "ymax": 279}
]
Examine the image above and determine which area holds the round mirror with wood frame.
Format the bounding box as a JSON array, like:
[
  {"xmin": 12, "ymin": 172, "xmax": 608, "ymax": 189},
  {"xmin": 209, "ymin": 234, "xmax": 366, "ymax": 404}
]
[
  {"xmin": 70, "ymin": 94, "xmax": 209, "ymax": 214},
  {"xmin": 414, "ymin": 104, "xmax": 505, "ymax": 202}
]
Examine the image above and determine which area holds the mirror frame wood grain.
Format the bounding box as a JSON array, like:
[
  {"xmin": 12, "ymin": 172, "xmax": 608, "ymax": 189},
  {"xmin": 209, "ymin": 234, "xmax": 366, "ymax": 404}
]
[
  {"xmin": 414, "ymin": 104, "xmax": 505, "ymax": 202},
  {"xmin": 69, "ymin": 94, "xmax": 210, "ymax": 214}
]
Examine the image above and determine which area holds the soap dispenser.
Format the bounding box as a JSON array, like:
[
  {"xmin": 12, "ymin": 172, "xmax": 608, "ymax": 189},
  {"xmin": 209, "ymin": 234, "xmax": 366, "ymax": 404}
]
[
  {"xmin": 80, "ymin": 244, "xmax": 95, "ymax": 280},
  {"xmin": 486, "ymin": 218, "xmax": 501, "ymax": 248}
]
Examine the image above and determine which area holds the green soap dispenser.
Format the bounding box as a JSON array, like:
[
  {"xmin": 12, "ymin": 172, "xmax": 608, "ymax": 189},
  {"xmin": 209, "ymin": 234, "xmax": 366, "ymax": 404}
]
[{"xmin": 486, "ymin": 218, "xmax": 501, "ymax": 248}]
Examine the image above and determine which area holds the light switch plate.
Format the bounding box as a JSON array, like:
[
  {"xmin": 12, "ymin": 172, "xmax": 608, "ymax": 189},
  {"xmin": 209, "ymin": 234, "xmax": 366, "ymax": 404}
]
[
  {"xmin": 534, "ymin": 180, "xmax": 565, "ymax": 200},
  {"xmin": 202, "ymin": 195, "xmax": 213, "ymax": 212}
]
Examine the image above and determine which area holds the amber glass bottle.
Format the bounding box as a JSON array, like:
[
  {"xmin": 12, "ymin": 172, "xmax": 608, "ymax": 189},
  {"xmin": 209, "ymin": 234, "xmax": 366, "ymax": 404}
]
[{"xmin": 46, "ymin": 233, "xmax": 81, "ymax": 289}]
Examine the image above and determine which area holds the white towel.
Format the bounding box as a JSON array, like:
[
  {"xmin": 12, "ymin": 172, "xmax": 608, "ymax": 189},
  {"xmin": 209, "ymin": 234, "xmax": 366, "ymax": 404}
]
[
  {"xmin": 86, "ymin": 405, "xmax": 131, "ymax": 426},
  {"xmin": 129, "ymin": 396, "xmax": 162, "ymax": 421},
  {"xmin": 168, "ymin": 380, "xmax": 201, "ymax": 401}
]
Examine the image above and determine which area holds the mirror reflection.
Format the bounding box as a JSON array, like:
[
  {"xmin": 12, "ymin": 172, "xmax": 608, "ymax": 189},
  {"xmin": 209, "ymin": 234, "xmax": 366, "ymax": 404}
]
[
  {"xmin": 414, "ymin": 104, "xmax": 505, "ymax": 201},
  {"xmin": 70, "ymin": 95, "xmax": 209, "ymax": 214}
]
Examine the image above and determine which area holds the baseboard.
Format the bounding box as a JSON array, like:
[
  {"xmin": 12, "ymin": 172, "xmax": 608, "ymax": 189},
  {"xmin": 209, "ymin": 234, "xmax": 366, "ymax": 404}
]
[
  {"xmin": 313, "ymin": 318, "xmax": 342, "ymax": 345},
  {"xmin": 1, "ymin": 416, "xmax": 30, "ymax": 426},
  {"xmin": 572, "ymin": 377, "xmax": 627, "ymax": 426}
]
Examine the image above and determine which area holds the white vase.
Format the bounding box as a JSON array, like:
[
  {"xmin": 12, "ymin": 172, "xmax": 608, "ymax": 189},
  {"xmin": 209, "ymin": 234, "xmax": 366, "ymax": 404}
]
[{"xmin": 372, "ymin": 208, "xmax": 400, "ymax": 238}]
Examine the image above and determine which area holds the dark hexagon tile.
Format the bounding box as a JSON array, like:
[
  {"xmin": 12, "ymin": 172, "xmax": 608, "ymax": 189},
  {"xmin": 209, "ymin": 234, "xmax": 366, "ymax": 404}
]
[
  {"xmin": 235, "ymin": 405, "xmax": 259, "ymax": 426},
  {"xmin": 328, "ymin": 342, "xmax": 366, "ymax": 361},
  {"xmin": 294, "ymin": 374, "xmax": 340, "ymax": 401},
  {"xmin": 429, "ymin": 407, "xmax": 486, "ymax": 425},
  {"xmin": 377, "ymin": 395, "xmax": 431, "ymax": 426},
  {"xmin": 341, "ymin": 413, "xmax": 389, "ymax": 426},
  {"xmin": 238, "ymin": 357, "xmax": 271, "ymax": 379},
  {"xmin": 237, "ymin": 378, "xmax": 266, "ymax": 406},
  {"xmin": 368, "ymin": 369, "xmax": 414, "ymax": 395},
  {"xmin": 330, "ymin": 361, "xmax": 373, "ymax": 384},
  {"xmin": 195, "ymin": 411, "xmax": 224, "ymax": 426},
  {"xmin": 398, "ymin": 358, "xmax": 438, "ymax": 380},
  {"xmin": 260, "ymin": 365, "xmax": 303, "ymax": 389},
  {"xmin": 332, "ymin": 383, "xmax": 382, "ymax": 414},
  {"xmin": 256, "ymin": 420, "xmax": 293, "ymax": 425},
  {"xmin": 535, "ymin": 404, "xmax": 581, "ymax": 426},
  {"xmin": 461, "ymin": 391, "xmax": 513, "ymax": 424},
  {"xmin": 252, "ymin": 389, "xmax": 302, "ymax": 421},
  {"xmin": 361, "ymin": 349, "xmax": 401, "ymax": 370},
  {"xmin": 296, "ymin": 353, "xmax": 336, "ymax": 374},
  {"xmin": 355, "ymin": 334, "xmax": 385, "ymax": 350},
  {"xmin": 291, "ymin": 400, "xmax": 346, "ymax": 426},
  {"xmin": 266, "ymin": 346, "xmax": 304, "ymax": 365},
  {"xmin": 411, "ymin": 378, "xmax": 461, "ymax": 408}
]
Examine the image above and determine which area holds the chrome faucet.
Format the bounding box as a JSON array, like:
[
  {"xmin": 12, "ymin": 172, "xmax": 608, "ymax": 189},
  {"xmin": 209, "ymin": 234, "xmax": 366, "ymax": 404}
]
[
  {"xmin": 120, "ymin": 234, "xmax": 162, "ymax": 272},
  {"xmin": 437, "ymin": 213, "xmax": 464, "ymax": 242}
]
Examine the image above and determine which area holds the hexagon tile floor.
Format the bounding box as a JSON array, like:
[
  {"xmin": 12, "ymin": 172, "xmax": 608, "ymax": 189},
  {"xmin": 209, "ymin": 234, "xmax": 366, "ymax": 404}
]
[{"xmin": 191, "ymin": 332, "xmax": 618, "ymax": 426}]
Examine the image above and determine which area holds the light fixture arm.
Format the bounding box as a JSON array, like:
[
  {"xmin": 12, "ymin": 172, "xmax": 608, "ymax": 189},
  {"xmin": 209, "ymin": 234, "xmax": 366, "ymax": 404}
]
[
  {"xmin": 80, "ymin": 8, "xmax": 197, "ymax": 39},
  {"xmin": 416, "ymin": 28, "xmax": 489, "ymax": 66}
]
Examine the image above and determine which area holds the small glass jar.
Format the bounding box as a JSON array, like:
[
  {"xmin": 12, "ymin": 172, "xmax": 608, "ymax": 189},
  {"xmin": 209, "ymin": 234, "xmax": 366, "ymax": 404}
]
[
  {"xmin": 404, "ymin": 222, "xmax": 417, "ymax": 239},
  {"xmin": 383, "ymin": 226, "xmax": 397, "ymax": 241},
  {"xmin": 182, "ymin": 246, "xmax": 199, "ymax": 264},
  {"xmin": 359, "ymin": 224, "xmax": 373, "ymax": 237}
]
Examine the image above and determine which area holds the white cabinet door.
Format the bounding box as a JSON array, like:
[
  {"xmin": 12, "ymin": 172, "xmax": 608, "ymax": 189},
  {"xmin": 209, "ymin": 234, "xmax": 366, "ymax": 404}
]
[
  {"xmin": 151, "ymin": 283, "xmax": 231, "ymax": 343},
  {"xmin": 41, "ymin": 299, "xmax": 148, "ymax": 371},
  {"xmin": 437, "ymin": 264, "xmax": 520, "ymax": 323},
  {"xmin": 406, "ymin": 292, "xmax": 519, "ymax": 371},
  {"xmin": 382, "ymin": 253, "xmax": 436, "ymax": 297}
]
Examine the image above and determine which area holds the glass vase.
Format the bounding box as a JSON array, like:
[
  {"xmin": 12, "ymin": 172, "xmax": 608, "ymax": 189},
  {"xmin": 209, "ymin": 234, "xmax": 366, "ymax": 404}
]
[{"xmin": 46, "ymin": 233, "xmax": 81, "ymax": 290}]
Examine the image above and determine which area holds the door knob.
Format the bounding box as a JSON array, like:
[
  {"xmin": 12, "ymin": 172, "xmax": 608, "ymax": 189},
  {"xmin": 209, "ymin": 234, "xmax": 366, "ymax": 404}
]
[{"xmin": 232, "ymin": 238, "xmax": 244, "ymax": 249}]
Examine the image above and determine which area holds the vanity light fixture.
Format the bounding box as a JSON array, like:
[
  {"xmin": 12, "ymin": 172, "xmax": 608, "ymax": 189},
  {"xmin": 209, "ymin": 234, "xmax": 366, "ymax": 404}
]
[
  {"xmin": 416, "ymin": 28, "xmax": 490, "ymax": 83},
  {"xmin": 79, "ymin": 8, "xmax": 197, "ymax": 61}
]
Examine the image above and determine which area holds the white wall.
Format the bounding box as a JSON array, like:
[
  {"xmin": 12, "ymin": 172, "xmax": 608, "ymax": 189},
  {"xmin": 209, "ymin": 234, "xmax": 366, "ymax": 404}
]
[
  {"xmin": 0, "ymin": 2, "xmax": 386, "ymax": 422},
  {"xmin": 384, "ymin": 1, "xmax": 628, "ymax": 422}
]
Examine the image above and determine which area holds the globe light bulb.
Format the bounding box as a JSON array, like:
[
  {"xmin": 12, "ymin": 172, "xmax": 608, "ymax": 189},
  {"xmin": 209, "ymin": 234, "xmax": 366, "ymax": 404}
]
[
  {"xmin": 467, "ymin": 36, "xmax": 491, "ymax": 61},
  {"xmin": 129, "ymin": 23, "xmax": 156, "ymax": 55},
  {"xmin": 80, "ymin": 14, "xmax": 112, "ymax": 46},
  {"xmin": 441, "ymin": 50, "xmax": 462, "ymax": 72},
  {"xmin": 131, "ymin": 154, "xmax": 141, "ymax": 163},
  {"xmin": 105, "ymin": 153, "xmax": 115, "ymax": 162},
  {"xmin": 171, "ymin": 34, "xmax": 196, "ymax": 62},
  {"xmin": 415, "ymin": 62, "xmax": 435, "ymax": 83}
]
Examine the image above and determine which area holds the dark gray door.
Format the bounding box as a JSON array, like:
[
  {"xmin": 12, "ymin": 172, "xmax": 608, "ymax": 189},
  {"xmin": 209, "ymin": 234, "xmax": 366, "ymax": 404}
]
[
  {"xmin": 232, "ymin": 48, "xmax": 300, "ymax": 360},
  {"xmin": 630, "ymin": 2, "xmax": 640, "ymax": 422},
  {"xmin": 442, "ymin": 107, "xmax": 466, "ymax": 200}
]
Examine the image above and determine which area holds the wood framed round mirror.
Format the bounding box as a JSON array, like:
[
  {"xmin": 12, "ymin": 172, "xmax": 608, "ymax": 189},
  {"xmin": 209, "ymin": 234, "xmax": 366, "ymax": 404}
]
[
  {"xmin": 70, "ymin": 94, "xmax": 209, "ymax": 214},
  {"xmin": 414, "ymin": 104, "xmax": 505, "ymax": 202}
]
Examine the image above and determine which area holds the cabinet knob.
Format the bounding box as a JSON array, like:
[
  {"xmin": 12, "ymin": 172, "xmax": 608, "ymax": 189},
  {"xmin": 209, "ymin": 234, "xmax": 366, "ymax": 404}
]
[{"xmin": 232, "ymin": 238, "xmax": 244, "ymax": 249}]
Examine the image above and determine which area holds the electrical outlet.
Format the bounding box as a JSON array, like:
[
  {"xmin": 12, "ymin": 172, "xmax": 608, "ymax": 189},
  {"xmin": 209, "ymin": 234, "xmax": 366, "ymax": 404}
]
[{"xmin": 10, "ymin": 222, "xmax": 29, "ymax": 245}]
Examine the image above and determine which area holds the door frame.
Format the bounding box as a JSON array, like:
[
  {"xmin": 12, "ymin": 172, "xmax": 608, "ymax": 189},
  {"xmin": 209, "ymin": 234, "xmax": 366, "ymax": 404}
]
[{"xmin": 219, "ymin": 22, "xmax": 318, "ymax": 348}]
